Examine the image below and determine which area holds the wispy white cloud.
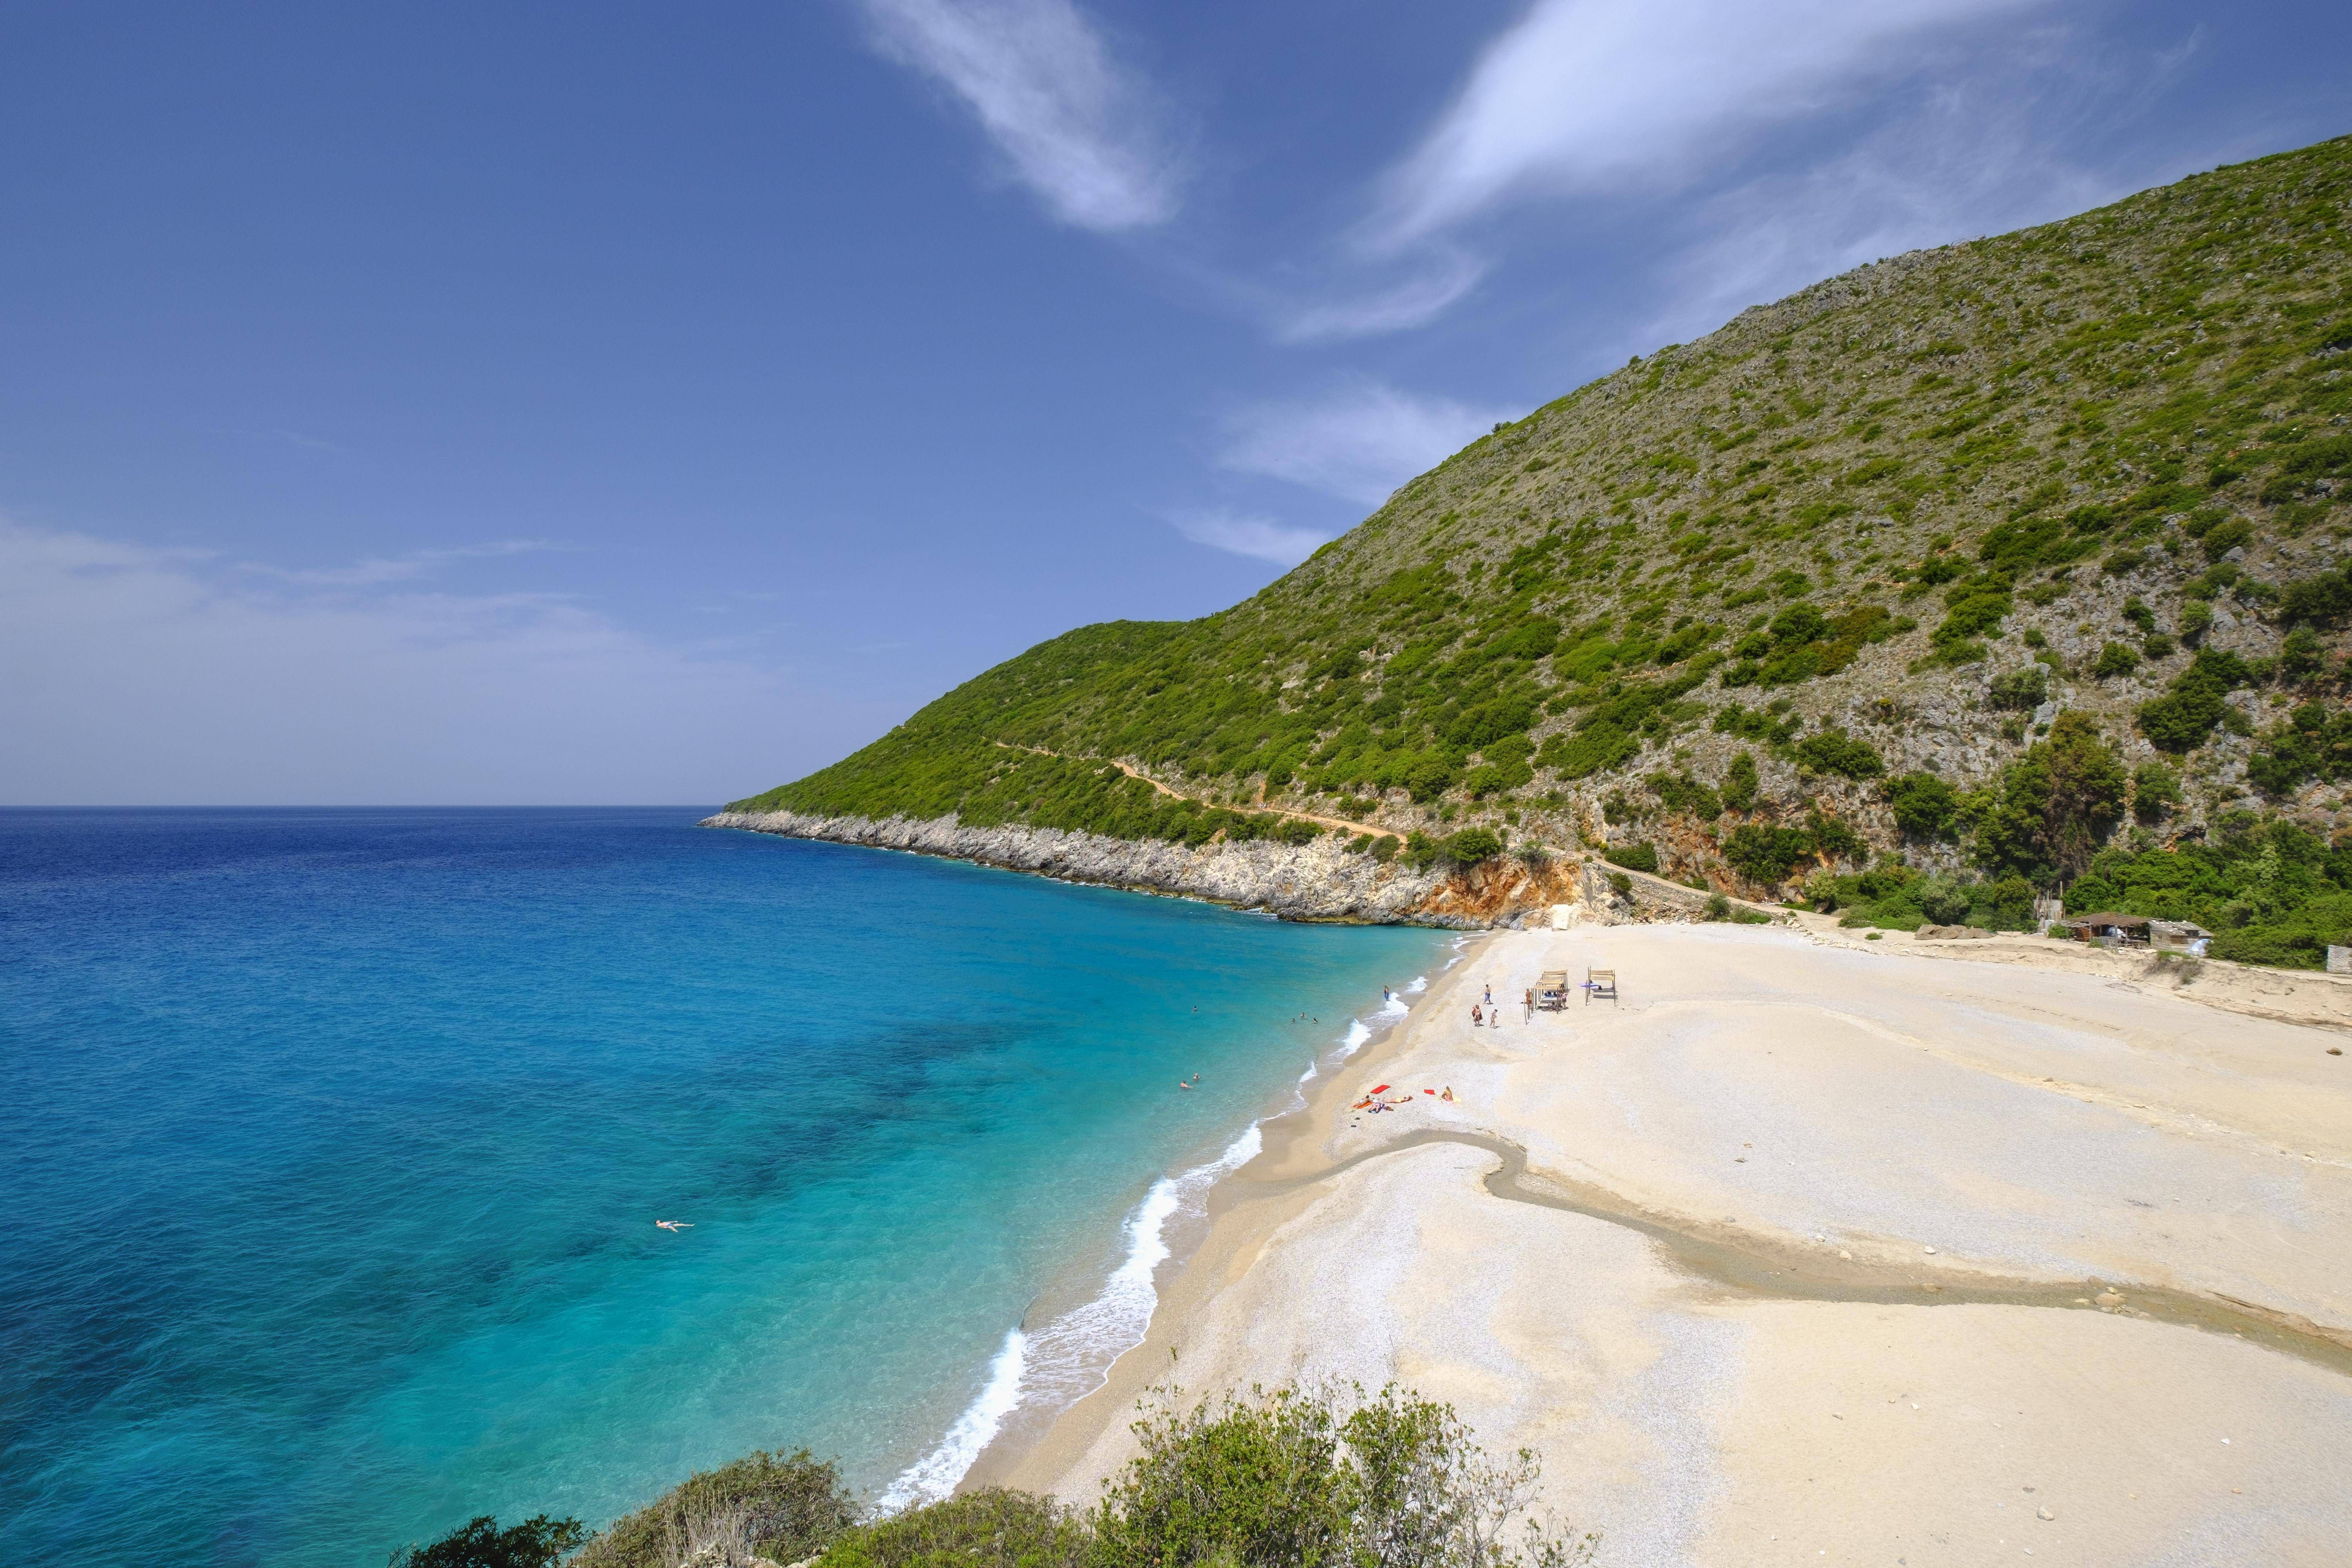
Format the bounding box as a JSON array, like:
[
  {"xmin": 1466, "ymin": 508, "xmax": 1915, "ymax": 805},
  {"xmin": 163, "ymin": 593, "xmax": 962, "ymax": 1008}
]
[
  {"xmin": 1164, "ymin": 508, "xmax": 1329, "ymax": 567},
  {"xmin": 858, "ymin": 0, "xmax": 1185, "ymax": 231},
  {"xmin": 1217, "ymin": 380, "xmax": 1517, "ymax": 508},
  {"xmin": 1272, "ymin": 249, "xmax": 1489, "ymax": 343},
  {"xmin": 1636, "ymin": 26, "xmax": 2210, "ymax": 352},
  {"xmin": 239, "ymin": 539, "xmax": 563, "ymax": 588},
  {"xmin": 0, "ymin": 521, "xmax": 877, "ymax": 805},
  {"xmin": 1367, "ymin": 0, "xmax": 2049, "ymax": 249}
]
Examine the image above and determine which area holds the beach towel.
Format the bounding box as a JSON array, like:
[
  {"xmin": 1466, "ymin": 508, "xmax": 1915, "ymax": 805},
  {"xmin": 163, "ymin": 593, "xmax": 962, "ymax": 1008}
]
[{"xmin": 1371, "ymin": 1083, "xmax": 1390, "ymax": 1094}]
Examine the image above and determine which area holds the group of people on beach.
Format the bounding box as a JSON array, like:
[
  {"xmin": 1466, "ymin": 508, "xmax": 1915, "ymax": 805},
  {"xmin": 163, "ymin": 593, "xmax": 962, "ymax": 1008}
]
[{"xmin": 1469, "ymin": 982, "xmax": 1539, "ymax": 1028}]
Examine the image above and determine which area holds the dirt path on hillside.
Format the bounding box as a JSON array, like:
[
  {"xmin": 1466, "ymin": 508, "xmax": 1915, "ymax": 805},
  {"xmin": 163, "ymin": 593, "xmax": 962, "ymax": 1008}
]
[{"xmin": 994, "ymin": 742, "xmax": 1379, "ymax": 837}]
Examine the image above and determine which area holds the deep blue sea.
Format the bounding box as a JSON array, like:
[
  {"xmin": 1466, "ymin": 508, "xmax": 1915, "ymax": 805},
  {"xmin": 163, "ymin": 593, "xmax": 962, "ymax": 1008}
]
[{"xmin": 0, "ymin": 808, "xmax": 1443, "ymax": 1566}]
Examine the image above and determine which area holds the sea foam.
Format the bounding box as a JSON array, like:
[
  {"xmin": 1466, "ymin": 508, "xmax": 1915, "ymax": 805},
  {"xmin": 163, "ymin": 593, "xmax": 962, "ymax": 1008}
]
[{"xmin": 880, "ymin": 1122, "xmax": 1264, "ymax": 1506}]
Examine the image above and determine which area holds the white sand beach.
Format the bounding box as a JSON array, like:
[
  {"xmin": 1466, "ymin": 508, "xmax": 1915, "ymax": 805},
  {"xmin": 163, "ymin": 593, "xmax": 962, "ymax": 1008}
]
[{"xmin": 987, "ymin": 921, "xmax": 2352, "ymax": 1566}]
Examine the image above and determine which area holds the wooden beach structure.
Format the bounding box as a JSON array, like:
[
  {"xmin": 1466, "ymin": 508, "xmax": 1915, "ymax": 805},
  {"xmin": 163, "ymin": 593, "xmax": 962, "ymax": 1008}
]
[{"xmin": 1535, "ymin": 970, "xmax": 1570, "ymax": 1011}]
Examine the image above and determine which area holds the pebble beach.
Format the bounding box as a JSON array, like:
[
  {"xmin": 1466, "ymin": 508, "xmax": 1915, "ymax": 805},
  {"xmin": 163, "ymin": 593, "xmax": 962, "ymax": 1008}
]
[{"xmin": 982, "ymin": 919, "xmax": 2352, "ymax": 1566}]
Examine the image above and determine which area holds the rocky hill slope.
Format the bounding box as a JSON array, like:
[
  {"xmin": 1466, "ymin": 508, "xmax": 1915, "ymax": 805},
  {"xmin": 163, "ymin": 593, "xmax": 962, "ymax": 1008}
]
[{"xmin": 720, "ymin": 134, "xmax": 2352, "ymax": 961}]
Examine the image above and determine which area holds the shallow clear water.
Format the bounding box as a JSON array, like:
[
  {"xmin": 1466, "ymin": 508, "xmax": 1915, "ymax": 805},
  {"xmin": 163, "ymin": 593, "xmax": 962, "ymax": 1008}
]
[{"xmin": 0, "ymin": 808, "xmax": 1441, "ymax": 1566}]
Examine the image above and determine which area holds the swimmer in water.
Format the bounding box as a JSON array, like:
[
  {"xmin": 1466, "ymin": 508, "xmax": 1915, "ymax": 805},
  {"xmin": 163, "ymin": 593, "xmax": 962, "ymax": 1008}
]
[{"xmin": 655, "ymin": 1220, "xmax": 693, "ymax": 1232}]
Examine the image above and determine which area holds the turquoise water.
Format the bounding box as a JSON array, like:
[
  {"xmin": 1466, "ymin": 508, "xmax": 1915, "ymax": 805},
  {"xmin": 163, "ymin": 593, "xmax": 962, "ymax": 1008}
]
[{"xmin": 0, "ymin": 808, "xmax": 1441, "ymax": 1566}]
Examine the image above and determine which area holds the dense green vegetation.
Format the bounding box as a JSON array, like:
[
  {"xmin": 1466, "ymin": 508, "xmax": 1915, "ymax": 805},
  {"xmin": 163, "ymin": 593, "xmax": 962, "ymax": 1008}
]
[
  {"xmin": 410, "ymin": 1385, "xmax": 1592, "ymax": 1568},
  {"xmin": 730, "ymin": 135, "xmax": 2352, "ymax": 964}
]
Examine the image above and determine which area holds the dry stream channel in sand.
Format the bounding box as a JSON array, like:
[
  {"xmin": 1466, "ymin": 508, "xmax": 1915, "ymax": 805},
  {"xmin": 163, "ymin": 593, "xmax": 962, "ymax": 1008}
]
[{"xmin": 976, "ymin": 921, "xmax": 2352, "ymax": 1567}]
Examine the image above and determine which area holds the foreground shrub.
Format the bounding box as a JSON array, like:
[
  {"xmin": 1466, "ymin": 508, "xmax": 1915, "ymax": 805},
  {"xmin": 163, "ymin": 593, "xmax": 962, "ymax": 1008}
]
[
  {"xmin": 576, "ymin": 1450, "xmax": 859, "ymax": 1568},
  {"xmin": 1095, "ymin": 1382, "xmax": 1596, "ymax": 1568},
  {"xmin": 824, "ymin": 1489, "xmax": 1090, "ymax": 1568},
  {"xmin": 389, "ymin": 1515, "xmax": 585, "ymax": 1568}
]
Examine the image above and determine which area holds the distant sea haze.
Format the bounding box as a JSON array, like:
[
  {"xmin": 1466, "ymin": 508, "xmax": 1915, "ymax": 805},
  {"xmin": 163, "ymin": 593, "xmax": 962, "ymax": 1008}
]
[{"xmin": 0, "ymin": 807, "xmax": 1440, "ymax": 1565}]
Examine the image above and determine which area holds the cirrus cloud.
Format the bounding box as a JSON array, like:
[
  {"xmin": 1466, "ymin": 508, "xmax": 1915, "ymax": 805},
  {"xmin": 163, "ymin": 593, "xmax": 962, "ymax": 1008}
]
[
  {"xmin": 1369, "ymin": 0, "xmax": 2054, "ymax": 249},
  {"xmin": 857, "ymin": 0, "xmax": 1186, "ymax": 232}
]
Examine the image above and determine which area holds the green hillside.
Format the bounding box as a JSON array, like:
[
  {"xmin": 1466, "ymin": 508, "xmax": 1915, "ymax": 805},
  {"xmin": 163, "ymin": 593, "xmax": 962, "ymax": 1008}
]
[{"xmin": 733, "ymin": 133, "xmax": 2352, "ymax": 964}]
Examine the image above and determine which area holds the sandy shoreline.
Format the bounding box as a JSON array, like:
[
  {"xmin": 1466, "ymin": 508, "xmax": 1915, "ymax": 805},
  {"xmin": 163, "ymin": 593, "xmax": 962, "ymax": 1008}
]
[{"xmin": 974, "ymin": 920, "xmax": 2352, "ymax": 1565}]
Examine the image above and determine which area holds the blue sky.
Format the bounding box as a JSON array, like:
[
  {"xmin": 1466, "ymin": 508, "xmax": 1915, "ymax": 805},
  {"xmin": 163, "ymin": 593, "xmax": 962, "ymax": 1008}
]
[{"xmin": 4, "ymin": 0, "xmax": 2347, "ymax": 804}]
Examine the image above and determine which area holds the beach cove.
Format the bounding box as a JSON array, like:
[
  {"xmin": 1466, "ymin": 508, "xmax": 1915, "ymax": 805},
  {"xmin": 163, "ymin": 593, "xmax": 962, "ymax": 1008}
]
[
  {"xmin": 0, "ymin": 809, "xmax": 1447, "ymax": 1565},
  {"xmin": 985, "ymin": 919, "xmax": 2352, "ymax": 1566}
]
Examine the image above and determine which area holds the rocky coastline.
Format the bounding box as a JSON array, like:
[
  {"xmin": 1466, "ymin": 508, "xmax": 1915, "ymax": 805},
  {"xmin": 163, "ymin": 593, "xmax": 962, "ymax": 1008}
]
[{"xmin": 696, "ymin": 808, "xmax": 1739, "ymax": 927}]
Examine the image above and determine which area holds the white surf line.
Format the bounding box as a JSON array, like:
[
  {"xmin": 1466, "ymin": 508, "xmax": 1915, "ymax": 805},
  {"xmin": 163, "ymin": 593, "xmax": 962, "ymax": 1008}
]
[
  {"xmin": 876, "ymin": 1125, "xmax": 1263, "ymax": 1508},
  {"xmin": 878, "ymin": 978, "xmax": 1426, "ymax": 1507},
  {"xmin": 877, "ymin": 1326, "xmax": 1029, "ymax": 1512}
]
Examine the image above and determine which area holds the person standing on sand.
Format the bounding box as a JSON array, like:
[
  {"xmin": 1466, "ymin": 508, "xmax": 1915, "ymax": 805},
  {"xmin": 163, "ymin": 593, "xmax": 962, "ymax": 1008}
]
[
  {"xmin": 1524, "ymin": 988, "xmax": 1534, "ymax": 1021},
  {"xmin": 1471, "ymin": 1004, "xmax": 1483, "ymax": 1027}
]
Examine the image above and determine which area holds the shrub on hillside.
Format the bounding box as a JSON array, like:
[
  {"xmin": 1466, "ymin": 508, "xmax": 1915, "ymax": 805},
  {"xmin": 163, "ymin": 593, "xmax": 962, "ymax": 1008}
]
[
  {"xmin": 1976, "ymin": 713, "xmax": 2127, "ymax": 882},
  {"xmin": 1792, "ymin": 728, "xmax": 1885, "ymax": 780},
  {"xmin": 1724, "ymin": 824, "xmax": 1815, "ymax": 886},
  {"xmin": 1719, "ymin": 751, "xmax": 1760, "ymax": 812},
  {"xmin": 1987, "ymin": 666, "xmax": 2049, "ymax": 711},
  {"xmin": 2091, "ymin": 641, "xmax": 2140, "ymax": 680},
  {"xmin": 1445, "ymin": 827, "xmax": 1506, "ymax": 865},
  {"xmin": 2137, "ymin": 648, "xmax": 2252, "ymax": 754},
  {"xmin": 1884, "ymin": 771, "xmax": 1960, "ymax": 840},
  {"xmin": 1608, "ymin": 841, "xmax": 1659, "ymax": 874}
]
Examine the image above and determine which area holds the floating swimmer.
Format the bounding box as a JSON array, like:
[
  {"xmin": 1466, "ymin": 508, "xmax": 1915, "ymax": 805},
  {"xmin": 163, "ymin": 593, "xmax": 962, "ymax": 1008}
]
[{"xmin": 655, "ymin": 1220, "xmax": 693, "ymax": 1232}]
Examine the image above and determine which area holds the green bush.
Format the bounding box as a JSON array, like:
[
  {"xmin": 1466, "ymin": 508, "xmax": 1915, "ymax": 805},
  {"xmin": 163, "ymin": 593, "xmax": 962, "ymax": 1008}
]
[
  {"xmin": 1608, "ymin": 841, "xmax": 1659, "ymax": 873},
  {"xmin": 1720, "ymin": 751, "xmax": 1759, "ymax": 812},
  {"xmin": 1724, "ymin": 824, "xmax": 1815, "ymax": 885},
  {"xmin": 1703, "ymin": 891, "xmax": 1731, "ymax": 921},
  {"xmin": 1987, "ymin": 666, "xmax": 2049, "ymax": 711},
  {"xmin": 822, "ymin": 1490, "xmax": 1090, "ymax": 1568},
  {"xmin": 1884, "ymin": 771, "xmax": 1960, "ymax": 840},
  {"xmin": 2132, "ymin": 762, "xmax": 2181, "ymax": 823},
  {"xmin": 1606, "ymin": 871, "xmax": 1633, "ymax": 897},
  {"xmin": 1976, "ymin": 713, "xmax": 2127, "ymax": 882},
  {"xmin": 1792, "ymin": 729, "xmax": 1885, "ymax": 780},
  {"xmin": 390, "ymin": 1517, "xmax": 586, "ymax": 1568},
  {"xmin": 2136, "ymin": 648, "xmax": 2252, "ymax": 754},
  {"xmin": 1808, "ymin": 810, "xmax": 1866, "ymax": 864},
  {"xmin": 1445, "ymin": 827, "xmax": 1506, "ymax": 864},
  {"xmin": 2091, "ymin": 641, "xmax": 2140, "ymax": 680},
  {"xmin": 1093, "ymin": 1383, "xmax": 1595, "ymax": 1568},
  {"xmin": 2201, "ymin": 517, "xmax": 2254, "ymax": 559},
  {"xmin": 576, "ymin": 1450, "xmax": 858, "ymax": 1568}
]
